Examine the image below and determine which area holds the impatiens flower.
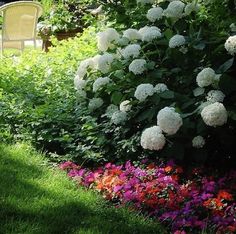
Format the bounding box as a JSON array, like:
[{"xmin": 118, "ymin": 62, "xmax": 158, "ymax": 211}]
[
  {"xmin": 111, "ymin": 111, "xmax": 127, "ymax": 125},
  {"xmin": 120, "ymin": 44, "xmax": 141, "ymax": 59},
  {"xmin": 88, "ymin": 98, "xmax": 103, "ymax": 111},
  {"xmin": 163, "ymin": 1, "xmax": 185, "ymax": 19},
  {"xmin": 157, "ymin": 107, "xmax": 183, "ymax": 135},
  {"xmin": 129, "ymin": 59, "xmax": 147, "ymax": 75},
  {"xmin": 154, "ymin": 83, "xmax": 169, "ymax": 93},
  {"xmin": 192, "ymin": 136, "xmax": 205, "ymax": 148},
  {"xmin": 92, "ymin": 53, "xmax": 114, "ymax": 74},
  {"xmin": 146, "ymin": 7, "xmax": 163, "ymax": 22},
  {"xmin": 93, "ymin": 77, "xmax": 111, "ymax": 92},
  {"xmin": 134, "ymin": 83, "xmax": 155, "ymax": 101},
  {"xmin": 97, "ymin": 28, "xmax": 120, "ymax": 51},
  {"xmin": 169, "ymin": 35, "xmax": 186, "ymax": 48},
  {"xmin": 141, "ymin": 126, "xmax": 166, "ymax": 151},
  {"xmin": 206, "ymin": 90, "xmax": 225, "ymax": 103},
  {"xmin": 120, "ymin": 100, "xmax": 132, "ymax": 112},
  {"xmin": 59, "ymin": 161, "xmax": 78, "ymax": 170},
  {"xmin": 201, "ymin": 102, "xmax": 228, "ymax": 127},
  {"xmin": 196, "ymin": 67, "xmax": 216, "ymax": 88},
  {"xmin": 139, "ymin": 26, "xmax": 162, "ymax": 42},
  {"xmin": 123, "ymin": 28, "xmax": 141, "ymax": 41},
  {"xmin": 224, "ymin": 35, "xmax": 236, "ymax": 55}
]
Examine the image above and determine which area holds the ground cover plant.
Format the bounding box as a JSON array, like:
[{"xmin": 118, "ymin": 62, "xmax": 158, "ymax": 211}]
[
  {"xmin": 73, "ymin": 0, "xmax": 236, "ymax": 165},
  {"xmin": 0, "ymin": 143, "xmax": 166, "ymax": 234},
  {"xmin": 61, "ymin": 160, "xmax": 236, "ymax": 233}
]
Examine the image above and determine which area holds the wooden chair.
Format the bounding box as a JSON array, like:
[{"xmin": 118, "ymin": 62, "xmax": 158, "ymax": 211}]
[{"xmin": 0, "ymin": 1, "xmax": 43, "ymax": 56}]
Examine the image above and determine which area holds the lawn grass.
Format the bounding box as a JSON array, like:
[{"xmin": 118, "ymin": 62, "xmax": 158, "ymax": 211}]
[{"xmin": 0, "ymin": 143, "xmax": 166, "ymax": 234}]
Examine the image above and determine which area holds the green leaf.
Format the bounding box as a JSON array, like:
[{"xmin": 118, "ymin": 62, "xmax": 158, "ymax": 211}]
[
  {"xmin": 193, "ymin": 87, "xmax": 205, "ymax": 97},
  {"xmin": 159, "ymin": 90, "xmax": 175, "ymax": 99},
  {"xmin": 111, "ymin": 91, "xmax": 123, "ymax": 105},
  {"xmin": 160, "ymin": 142, "xmax": 185, "ymax": 160},
  {"xmin": 219, "ymin": 74, "xmax": 236, "ymax": 95},
  {"xmin": 193, "ymin": 42, "xmax": 206, "ymax": 50},
  {"xmin": 217, "ymin": 58, "xmax": 234, "ymax": 73},
  {"xmin": 192, "ymin": 149, "xmax": 208, "ymax": 163},
  {"xmin": 163, "ymin": 28, "xmax": 173, "ymax": 40},
  {"xmin": 136, "ymin": 107, "xmax": 157, "ymax": 122}
]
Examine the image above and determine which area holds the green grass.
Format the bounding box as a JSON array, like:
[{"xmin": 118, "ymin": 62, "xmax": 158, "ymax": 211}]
[{"xmin": 0, "ymin": 143, "xmax": 166, "ymax": 234}]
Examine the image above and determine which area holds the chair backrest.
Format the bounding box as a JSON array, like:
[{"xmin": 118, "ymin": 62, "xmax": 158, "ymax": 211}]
[{"xmin": 0, "ymin": 1, "xmax": 43, "ymax": 41}]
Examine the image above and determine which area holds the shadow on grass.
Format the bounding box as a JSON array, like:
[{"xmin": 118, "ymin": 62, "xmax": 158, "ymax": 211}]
[{"xmin": 0, "ymin": 145, "xmax": 165, "ymax": 234}]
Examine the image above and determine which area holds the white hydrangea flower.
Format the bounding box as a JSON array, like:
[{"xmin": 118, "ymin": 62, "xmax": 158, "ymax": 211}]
[
  {"xmin": 230, "ymin": 23, "xmax": 236, "ymax": 32},
  {"xmin": 134, "ymin": 83, "xmax": 155, "ymax": 101},
  {"xmin": 157, "ymin": 107, "xmax": 183, "ymax": 135},
  {"xmin": 93, "ymin": 77, "xmax": 111, "ymax": 92},
  {"xmin": 141, "ymin": 126, "xmax": 166, "ymax": 151},
  {"xmin": 129, "ymin": 59, "xmax": 147, "ymax": 75},
  {"xmin": 139, "ymin": 26, "xmax": 162, "ymax": 42},
  {"xmin": 184, "ymin": 2, "xmax": 200, "ymax": 15},
  {"xmin": 74, "ymin": 75, "xmax": 87, "ymax": 90},
  {"xmin": 97, "ymin": 28, "xmax": 120, "ymax": 51},
  {"xmin": 76, "ymin": 58, "xmax": 93, "ymax": 79},
  {"xmin": 192, "ymin": 136, "xmax": 205, "ymax": 148},
  {"xmin": 92, "ymin": 53, "xmax": 114, "ymax": 74},
  {"xmin": 123, "ymin": 29, "xmax": 141, "ymax": 41},
  {"xmin": 120, "ymin": 100, "xmax": 132, "ymax": 112},
  {"xmin": 154, "ymin": 83, "xmax": 169, "ymax": 93},
  {"xmin": 105, "ymin": 104, "xmax": 118, "ymax": 117},
  {"xmin": 201, "ymin": 102, "xmax": 228, "ymax": 127},
  {"xmin": 224, "ymin": 35, "xmax": 236, "ymax": 55},
  {"xmin": 88, "ymin": 98, "xmax": 103, "ymax": 111},
  {"xmin": 111, "ymin": 111, "xmax": 127, "ymax": 125},
  {"xmin": 146, "ymin": 7, "xmax": 163, "ymax": 22},
  {"xmin": 196, "ymin": 67, "xmax": 216, "ymax": 88},
  {"xmin": 120, "ymin": 44, "xmax": 141, "ymax": 59},
  {"xmin": 163, "ymin": 0, "xmax": 185, "ymax": 19},
  {"xmin": 206, "ymin": 90, "xmax": 225, "ymax": 103},
  {"xmin": 137, "ymin": 0, "xmax": 154, "ymax": 4},
  {"xmin": 76, "ymin": 89, "xmax": 87, "ymax": 99},
  {"xmin": 169, "ymin": 35, "xmax": 186, "ymax": 48}
]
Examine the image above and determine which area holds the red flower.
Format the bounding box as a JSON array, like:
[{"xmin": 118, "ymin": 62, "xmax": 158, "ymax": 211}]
[{"xmin": 217, "ymin": 190, "xmax": 233, "ymax": 201}]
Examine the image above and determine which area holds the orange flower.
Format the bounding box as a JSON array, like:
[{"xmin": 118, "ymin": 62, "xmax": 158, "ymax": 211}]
[
  {"xmin": 203, "ymin": 198, "xmax": 224, "ymax": 210},
  {"xmin": 217, "ymin": 190, "xmax": 233, "ymax": 201},
  {"xmin": 164, "ymin": 166, "xmax": 172, "ymax": 173}
]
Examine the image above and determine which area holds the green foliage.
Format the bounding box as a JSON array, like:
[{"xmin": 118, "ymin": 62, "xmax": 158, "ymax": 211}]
[
  {"xmin": 0, "ymin": 27, "xmax": 98, "ymax": 157},
  {"xmin": 73, "ymin": 1, "xmax": 236, "ymax": 165},
  {"xmin": 0, "ymin": 143, "xmax": 166, "ymax": 234}
]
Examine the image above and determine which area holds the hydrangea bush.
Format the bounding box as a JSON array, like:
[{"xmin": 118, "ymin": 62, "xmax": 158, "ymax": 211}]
[{"xmin": 74, "ymin": 0, "xmax": 236, "ymax": 164}]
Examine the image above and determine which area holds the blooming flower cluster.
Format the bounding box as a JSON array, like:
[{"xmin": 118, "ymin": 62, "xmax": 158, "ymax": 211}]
[
  {"xmin": 139, "ymin": 26, "xmax": 162, "ymax": 42},
  {"xmin": 206, "ymin": 90, "xmax": 225, "ymax": 103},
  {"xmin": 163, "ymin": 1, "xmax": 185, "ymax": 19},
  {"xmin": 134, "ymin": 83, "xmax": 155, "ymax": 101},
  {"xmin": 60, "ymin": 160, "xmax": 236, "ymax": 233},
  {"xmin": 169, "ymin": 34, "xmax": 186, "ymax": 48},
  {"xmin": 146, "ymin": 7, "xmax": 163, "ymax": 22},
  {"xmin": 129, "ymin": 59, "xmax": 147, "ymax": 75},
  {"xmin": 196, "ymin": 67, "xmax": 216, "ymax": 88},
  {"xmin": 88, "ymin": 98, "xmax": 103, "ymax": 111},
  {"xmin": 224, "ymin": 35, "xmax": 236, "ymax": 55},
  {"xmin": 93, "ymin": 77, "xmax": 111, "ymax": 92},
  {"xmin": 120, "ymin": 44, "xmax": 141, "ymax": 59},
  {"xmin": 192, "ymin": 135, "xmax": 205, "ymax": 148}
]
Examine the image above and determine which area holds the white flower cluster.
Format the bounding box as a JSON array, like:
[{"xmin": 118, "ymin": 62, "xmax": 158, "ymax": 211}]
[
  {"xmin": 120, "ymin": 100, "xmax": 132, "ymax": 112},
  {"xmin": 137, "ymin": 0, "xmax": 154, "ymax": 3},
  {"xmin": 146, "ymin": 7, "xmax": 163, "ymax": 22},
  {"xmin": 192, "ymin": 136, "xmax": 205, "ymax": 148},
  {"xmin": 196, "ymin": 67, "xmax": 216, "ymax": 88},
  {"xmin": 184, "ymin": 2, "xmax": 200, "ymax": 15},
  {"xmin": 105, "ymin": 104, "xmax": 118, "ymax": 117},
  {"xmin": 201, "ymin": 102, "xmax": 228, "ymax": 127},
  {"xmin": 206, "ymin": 90, "xmax": 225, "ymax": 103},
  {"xmin": 139, "ymin": 26, "xmax": 162, "ymax": 42},
  {"xmin": 141, "ymin": 126, "xmax": 166, "ymax": 151},
  {"xmin": 123, "ymin": 29, "xmax": 141, "ymax": 41},
  {"xmin": 230, "ymin": 23, "xmax": 236, "ymax": 32},
  {"xmin": 93, "ymin": 77, "xmax": 111, "ymax": 92},
  {"xmin": 97, "ymin": 28, "xmax": 120, "ymax": 52},
  {"xmin": 169, "ymin": 35, "xmax": 186, "ymax": 48},
  {"xmin": 88, "ymin": 98, "xmax": 104, "ymax": 111},
  {"xmin": 163, "ymin": 0, "xmax": 185, "ymax": 19},
  {"xmin": 120, "ymin": 44, "xmax": 141, "ymax": 59},
  {"xmin": 154, "ymin": 83, "xmax": 168, "ymax": 93},
  {"xmin": 111, "ymin": 111, "xmax": 127, "ymax": 125},
  {"xmin": 92, "ymin": 53, "xmax": 114, "ymax": 74},
  {"xmin": 74, "ymin": 76, "xmax": 87, "ymax": 90},
  {"xmin": 129, "ymin": 59, "xmax": 147, "ymax": 75},
  {"xmin": 134, "ymin": 83, "xmax": 155, "ymax": 101},
  {"xmin": 76, "ymin": 58, "xmax": 93, "ymax": 79},
  {"xmin": 157, "ymin": 107, "xmax": 183, "ymax": 135},
  {"xmin": 224, "ymin": 35, "xmax": 236, "ymax": 55}
]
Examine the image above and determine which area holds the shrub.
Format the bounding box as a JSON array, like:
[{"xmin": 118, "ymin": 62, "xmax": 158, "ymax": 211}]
[
  {"xmin": 73, "ymin": 1, "xmax": 236, "ymax": 165},
  {"xmin": 0, "ymin": 27, "xmax": 98, "ymax": 157}
]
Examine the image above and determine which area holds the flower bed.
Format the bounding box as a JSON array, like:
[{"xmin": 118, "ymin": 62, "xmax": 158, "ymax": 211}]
[{"xmin": 60, "ymin": 160, "xmax": 236, "ymax": 233}]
